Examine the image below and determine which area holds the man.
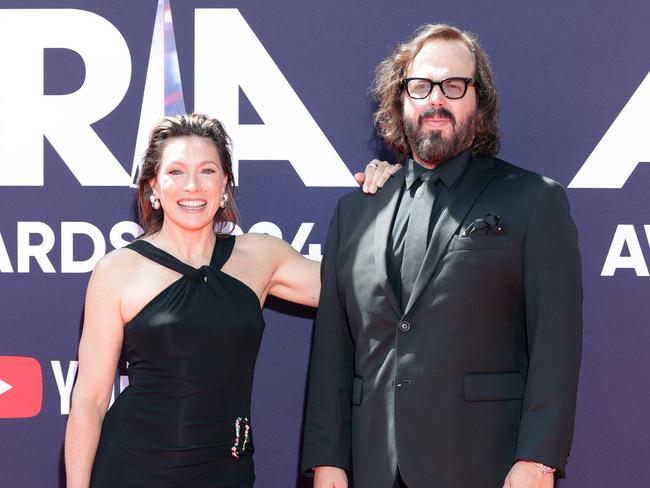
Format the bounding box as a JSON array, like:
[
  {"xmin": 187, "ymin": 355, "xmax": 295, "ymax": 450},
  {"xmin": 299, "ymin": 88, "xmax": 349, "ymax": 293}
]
[{"xmin": 302, "ymin": 24, "xmax": 582, "ymax": 488}]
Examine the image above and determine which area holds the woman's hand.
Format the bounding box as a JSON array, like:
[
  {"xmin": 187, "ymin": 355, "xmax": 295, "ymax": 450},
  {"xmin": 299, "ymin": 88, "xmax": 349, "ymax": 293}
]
[{"xmin": 354, "ymin": 159, "xmax": 402, "ymax": 194}]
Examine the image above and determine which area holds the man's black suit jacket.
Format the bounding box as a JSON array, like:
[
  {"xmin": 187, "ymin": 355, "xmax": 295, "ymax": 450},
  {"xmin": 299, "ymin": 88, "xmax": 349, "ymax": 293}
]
[{"xmin": 302, "ymin": 157, "xmax": 583, "ymax": 488}]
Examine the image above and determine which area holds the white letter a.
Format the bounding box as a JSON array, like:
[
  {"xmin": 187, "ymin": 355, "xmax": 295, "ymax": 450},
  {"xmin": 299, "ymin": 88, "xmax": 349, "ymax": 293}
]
[
  {"xmin": 194, "ymin": 9, "xmax": 356, "ymax": 187},
  {"xmin": 569, "ymin": 72, "xmax": 650, "ymax": 189}
]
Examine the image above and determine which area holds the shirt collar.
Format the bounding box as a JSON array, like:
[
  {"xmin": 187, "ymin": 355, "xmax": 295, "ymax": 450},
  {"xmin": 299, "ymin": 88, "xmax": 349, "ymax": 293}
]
[{"xmin": 405, "ymin": 148, "xmax": 473, "ymax": 190}]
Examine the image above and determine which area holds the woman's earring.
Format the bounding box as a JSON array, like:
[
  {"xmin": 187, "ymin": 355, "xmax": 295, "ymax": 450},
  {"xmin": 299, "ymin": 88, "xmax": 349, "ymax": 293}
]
[
  {"xmin": 220, "ymin": 193, "xmax": 229, "ymax": 209},
  {"xmin": 150, "ymin": 194, "xmax": 161, "ymax": 210}
]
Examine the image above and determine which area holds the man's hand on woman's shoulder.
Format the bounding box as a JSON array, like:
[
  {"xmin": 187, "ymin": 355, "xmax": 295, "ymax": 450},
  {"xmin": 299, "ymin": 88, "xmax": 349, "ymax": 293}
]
[{"xmin": 354, "ymin": 159, "xmax": 402, "ymax": 194}]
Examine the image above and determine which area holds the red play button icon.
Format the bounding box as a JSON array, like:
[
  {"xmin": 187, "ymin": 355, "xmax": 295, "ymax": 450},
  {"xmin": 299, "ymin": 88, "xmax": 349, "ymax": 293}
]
[{"xmin": 0, "ymin": 356, "xmax": 43, "ymax": 418}]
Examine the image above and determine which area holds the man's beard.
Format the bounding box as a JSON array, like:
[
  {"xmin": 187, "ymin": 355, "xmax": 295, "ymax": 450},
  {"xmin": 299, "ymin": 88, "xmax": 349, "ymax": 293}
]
[{"xmin": 404, "ymin": 107, "xmax": 476, "ymax": 165}]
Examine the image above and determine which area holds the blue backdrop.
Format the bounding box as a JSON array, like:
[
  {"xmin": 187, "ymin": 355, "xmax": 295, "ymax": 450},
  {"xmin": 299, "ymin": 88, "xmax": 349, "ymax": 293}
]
[{"xmin": 0, "ymin": 1, "xmax": 648, "ymax": 486}]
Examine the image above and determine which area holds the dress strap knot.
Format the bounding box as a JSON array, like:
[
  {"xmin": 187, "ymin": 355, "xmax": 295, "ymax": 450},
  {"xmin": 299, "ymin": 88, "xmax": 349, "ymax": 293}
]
[
  {"xmin": 197, "ymin": 265, "xmax": 212, "ymax": 282},
  {"xmin": 176, "ymin": 264, "xmax": 212, "ymax": 281},
  {"xmin": 126, "ymin": 239, "xmax": 224, "ymax": 281}
]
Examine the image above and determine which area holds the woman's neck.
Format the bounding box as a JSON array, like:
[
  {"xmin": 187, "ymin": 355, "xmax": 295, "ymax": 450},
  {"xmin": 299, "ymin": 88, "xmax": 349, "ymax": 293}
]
[{"xmin": 146, "ymin": 223, "xmax": 217, "ymax": 267}]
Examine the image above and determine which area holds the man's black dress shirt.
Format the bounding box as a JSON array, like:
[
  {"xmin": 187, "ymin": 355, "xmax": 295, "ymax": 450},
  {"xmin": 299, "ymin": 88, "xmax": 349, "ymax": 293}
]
[{"xmin": 386, "ymin": 149, "xmax": 472, "ymax": 304}]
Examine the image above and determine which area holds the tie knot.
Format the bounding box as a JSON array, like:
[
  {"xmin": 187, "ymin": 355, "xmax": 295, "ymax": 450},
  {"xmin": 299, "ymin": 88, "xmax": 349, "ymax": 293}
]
[{"xmin": 419, "ymin": 171, "xmax": 438, "ymax": 184}]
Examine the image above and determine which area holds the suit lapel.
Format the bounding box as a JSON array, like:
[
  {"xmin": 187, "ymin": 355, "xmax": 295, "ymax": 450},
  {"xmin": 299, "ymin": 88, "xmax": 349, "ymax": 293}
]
[
  {"xmin": 404, "ymin": 157, "xmax": 496, "ymax": 315},
  {"xmin": 373, "ymin": 168, "xmax": 404, "ymax": 316}
]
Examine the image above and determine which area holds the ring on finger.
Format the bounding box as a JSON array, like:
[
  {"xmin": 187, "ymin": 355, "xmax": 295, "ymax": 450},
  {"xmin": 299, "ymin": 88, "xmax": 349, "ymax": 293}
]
[{"xmin": 367, "ymin": 162, "xmax": 378, "ymax": 169}]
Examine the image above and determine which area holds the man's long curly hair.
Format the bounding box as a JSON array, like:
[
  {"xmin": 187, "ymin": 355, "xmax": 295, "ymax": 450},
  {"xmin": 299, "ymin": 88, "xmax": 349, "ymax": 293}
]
[{"xmin": 372, "ymin": 24, "xmax": 500, "ymax": 161}]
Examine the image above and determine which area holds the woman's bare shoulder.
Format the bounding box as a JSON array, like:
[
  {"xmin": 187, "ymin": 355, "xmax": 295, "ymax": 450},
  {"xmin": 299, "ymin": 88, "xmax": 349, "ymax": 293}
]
[
  {"xmin": 233, "ymin": 232, "xmax": 289, "ymax": 255},
  {"xmin": 90, "ymin": 246, "xmax": 142, "ymax": 285}
]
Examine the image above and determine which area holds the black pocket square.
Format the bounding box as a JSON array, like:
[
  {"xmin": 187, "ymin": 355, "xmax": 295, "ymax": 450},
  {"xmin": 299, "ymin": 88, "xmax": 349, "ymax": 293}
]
[{"xmin": 462, "ymin": 214, "xmax": 503, "ymax": 237}]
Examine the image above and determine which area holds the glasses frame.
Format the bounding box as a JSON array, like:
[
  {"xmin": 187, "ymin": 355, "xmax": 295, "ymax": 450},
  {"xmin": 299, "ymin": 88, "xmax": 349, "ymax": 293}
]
[{"xmin": 401, "ymin": 77, "xmax": 477, "ymax": 100}]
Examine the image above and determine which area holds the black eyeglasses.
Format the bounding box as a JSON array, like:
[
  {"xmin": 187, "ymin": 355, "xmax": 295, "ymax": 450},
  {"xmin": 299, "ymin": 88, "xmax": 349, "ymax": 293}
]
[{"xmin": 401, "ymin": 77, "xmax": 476, "ymax": 100}]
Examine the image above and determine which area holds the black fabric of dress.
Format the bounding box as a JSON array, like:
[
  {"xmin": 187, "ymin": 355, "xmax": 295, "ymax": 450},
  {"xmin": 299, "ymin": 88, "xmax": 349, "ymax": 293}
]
[{"xmin": 90, "ymin": 236, "xmax": 265, "ymax": 488}]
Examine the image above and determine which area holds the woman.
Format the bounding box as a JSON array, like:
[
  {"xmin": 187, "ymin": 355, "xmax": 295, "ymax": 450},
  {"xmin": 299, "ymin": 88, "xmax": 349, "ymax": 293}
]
[{"xmin": 64, "ymin": 113, "xmax": 398, "ymax": 487}]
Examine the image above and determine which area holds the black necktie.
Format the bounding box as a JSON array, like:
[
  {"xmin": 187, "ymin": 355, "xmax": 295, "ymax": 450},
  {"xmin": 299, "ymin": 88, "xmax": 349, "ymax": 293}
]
[{"xmin": 400, "ymin": 172, "xmax": 438, "ymax": 309}]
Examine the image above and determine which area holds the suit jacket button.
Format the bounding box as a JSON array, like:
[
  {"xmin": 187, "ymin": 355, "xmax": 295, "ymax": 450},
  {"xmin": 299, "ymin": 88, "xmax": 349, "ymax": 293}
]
[{"xmin": 398, "ymin": 320, "xmax": 411, "ymax": 332}]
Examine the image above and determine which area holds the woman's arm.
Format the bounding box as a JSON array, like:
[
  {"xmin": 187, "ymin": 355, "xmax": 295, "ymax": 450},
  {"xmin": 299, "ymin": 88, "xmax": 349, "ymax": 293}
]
[
  {"xmin": 265, "ymin": 236, "xmax": 321, "ymax": 307},
  {"xmin": 256, "ymin": 160, "xmax": 400, "ymax": 306},
  {"xmin": 64, "ymin": 253, "xmax": 125, "ymax": 488}
]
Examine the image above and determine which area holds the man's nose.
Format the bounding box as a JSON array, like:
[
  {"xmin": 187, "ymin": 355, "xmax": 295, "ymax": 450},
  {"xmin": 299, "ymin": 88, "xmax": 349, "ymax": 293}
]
[{"xmin": 427, "ymin": 84, "xmax": 445, "ymax": 105}]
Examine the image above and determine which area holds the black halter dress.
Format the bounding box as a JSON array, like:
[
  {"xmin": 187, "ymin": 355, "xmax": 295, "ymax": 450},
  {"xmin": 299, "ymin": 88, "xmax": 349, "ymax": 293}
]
[{"xmin": 90, "ymin": 236, "xmax": 265, "ymax": 487}]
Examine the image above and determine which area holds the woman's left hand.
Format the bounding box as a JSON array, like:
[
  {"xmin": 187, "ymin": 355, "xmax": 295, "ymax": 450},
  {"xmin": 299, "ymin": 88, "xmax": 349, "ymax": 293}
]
[{"xmin": 355, "ymin": 159, "xmax": 402, "ymax": 194}]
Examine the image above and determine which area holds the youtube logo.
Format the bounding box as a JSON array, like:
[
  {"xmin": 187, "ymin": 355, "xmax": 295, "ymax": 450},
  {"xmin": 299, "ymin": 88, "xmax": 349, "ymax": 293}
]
[{"xmin": 0, "ymin": 356, "xmax": 43, "ymax": 418}]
